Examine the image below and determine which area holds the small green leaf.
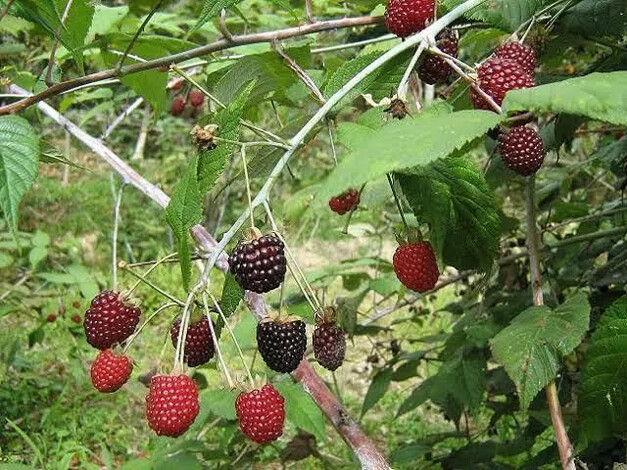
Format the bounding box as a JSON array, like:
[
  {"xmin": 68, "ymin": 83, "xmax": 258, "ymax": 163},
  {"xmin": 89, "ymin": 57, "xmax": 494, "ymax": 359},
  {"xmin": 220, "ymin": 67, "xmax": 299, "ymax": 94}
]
[
  {"xmin": 189, "ymin": 0, "xmax": 243, "ymax": 36},
  {"xmin": 0, "ymin": 116, "xmax": 39, "ymax": 235},
  {"xmin": 490, "ymin": 293, "xmax": 591, "ymax": 410},
  {"xmin": 361, "ymin": 368, "xmax": 393, "ymax": 417},
  {"xmin": 165, "ymin": 157, "xmax": 203, "ymax": 290},
  {"xmin": 503, "ymin": 72, "xmax": 627, "ymax": 126},
  {"xmin": 274, "ymin": 381, "xmax": 326, "ymax": 442},
  {"xmin": 53, "ymin": 0, "xmax": 94, "ymax": 73},
  {"xmin": 216, "ymin": 273, "xmax": 243, "ymax": 337}
]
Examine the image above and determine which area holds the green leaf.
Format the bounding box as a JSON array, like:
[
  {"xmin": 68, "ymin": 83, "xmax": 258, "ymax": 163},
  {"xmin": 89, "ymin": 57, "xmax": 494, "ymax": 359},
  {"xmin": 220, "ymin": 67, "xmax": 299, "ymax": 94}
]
[
  {"xmin": 153, "ymin": 452, "xmax": 201, "ymax": 470},
  {"xmin": 189, "ymin": 0, "xmax": 242, "ymax": 36},
  {"xmin": 442, "ymin": 0, "xmax": 543, "ymax": 31},
  {"xmin": 490, "ymin": 293, "xmax": 591, "ymax": 410},
  {"xmin": 199, "ymin": 388, "xmax": 237, "ymax": 420},
  {"xmin": 216, "ymin": 273, "xmax": 243, "ymax": 337},
  {"xmin": 53, "ymin": 0, "xmax": 94, "ymax": 73},
  {"xmin": 165, "ymin": 157, "xmax": 203, "ymax": 290},
  {"xmin": 361, "ymin": 368, "xmax": 393, "ymax": 417},
  {"xmin": 0, "ymin": 116, "xmax": 39, "ymax": 235},
  {"xmin": 595, "ymin": 135, "xmax": 627, "ymax": 176},
  {"xmin": 561, "ymin": 0, "xmax": 627, "ymax": 37},
  {"xmin": 316, "ymin": 111, "xmax": 502, "ymax": 206},
  {"xmin": 198, "ymin": 80, "xmax": 255, "ymax": 194},
  {"xmin": 579, "ymin": 296, "xmax": 627, "ymax": 443},
  {"xmin": 390, "ymin": 443, "xmax": 430, "ymax": 465},
  {"xmin": 274, "ymin": 382, "xmax": 326, "ymax": 442},
  {"xmin": 503, "ymin": 72, "xmax": 627, "ymax": 126}
]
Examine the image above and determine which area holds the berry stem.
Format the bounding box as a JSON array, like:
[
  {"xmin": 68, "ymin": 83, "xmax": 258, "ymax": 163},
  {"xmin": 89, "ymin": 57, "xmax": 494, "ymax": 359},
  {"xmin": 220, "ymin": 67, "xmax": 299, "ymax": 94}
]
[
  {"xmin": 386, "ymin": 173, "xmax": 410, "ymax": 233},
  {"xmin": 240, "ymin": 145, "xmax": 256, "ymax": 229},
  {"xmin": 110, "ymin": 178, "xmax": 126, "ymax": 291},
  {"xmin": 123, "ymin": 302, "xmax": 179, "ymax": 353},
  {"xmin": 122, "ymin": 255, "xmax": 186, "ymax": 306},
  {"xmin": 202, "ymin": 292, "xmax": 235, "ymax": 389},
  {"xmin": 209, "ymin": 293, "xmax": 255, "ymax": 389},
  {"xmin": 173, "ymin": 289, "xmax": 196, "ymax": 372},
  {"xmin": 327, "ymin": 118, "xmax": 337, "ymax": 165},
  {"xmin": 397, "ymin": 42, "xmax": 427, "ymax": 99}
]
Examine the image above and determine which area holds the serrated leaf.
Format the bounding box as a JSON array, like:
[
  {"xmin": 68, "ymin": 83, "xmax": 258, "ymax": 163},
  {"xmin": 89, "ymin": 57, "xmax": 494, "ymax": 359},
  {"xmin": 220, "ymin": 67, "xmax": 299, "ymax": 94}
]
[
  {"xmin": 361, "ymin": 368, "xmax": 393, "ymax": 417},
  {"xmin": 490, "ymin": 293, "xmax": 590, "ymax": 410},
  {"xmin": 199, "ymin": 388, "xmax": 237, "ymax": 420},
  {"xmin": 315, "ymin": 111, "xmax": 502, "ymax": 206},
  {"xmin": 274, "ymin": 382, "xmax": 326, "ymax": 442},
  {"xmin": 53, "ymin": 0, "xmax": 94, "ymax": 73},
  {"xmin": 189, "ymin": 0, "xmax": 242, "ymax": 36},
  {"xmin": 503, "ymin": 72, "xmax": 627, "ymax": 126},
  {"xmin": 561, "ymin": 0, "xmax": 627, "ymax": 37},
  {"xmin": 165, "ymin": 157, "xmax": 203, "ymax": 290},
  {"xmin": 198, "ymin": 80, "xmax": 255, "ymax": 194},
  {"xmin": 579, "ymin": 296, "xmax": 627, "ymax": 443},
  {"xmin": 0, "ymin": 116, "xmax": 39, "ymax": 235},
  {"xmin": 442, "ymin": 0, "xmax": 543, "ymax": 31}
]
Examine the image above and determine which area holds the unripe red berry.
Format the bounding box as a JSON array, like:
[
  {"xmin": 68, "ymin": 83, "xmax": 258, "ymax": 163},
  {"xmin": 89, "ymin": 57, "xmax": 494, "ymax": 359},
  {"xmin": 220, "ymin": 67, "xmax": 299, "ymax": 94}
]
[
  {"xmin": 188, "ymin": 90, "xmax": 205, "ymax": 108},
  {"xmin": 171, "ymin": 96, "xmax": 186, "ymax": 116}
]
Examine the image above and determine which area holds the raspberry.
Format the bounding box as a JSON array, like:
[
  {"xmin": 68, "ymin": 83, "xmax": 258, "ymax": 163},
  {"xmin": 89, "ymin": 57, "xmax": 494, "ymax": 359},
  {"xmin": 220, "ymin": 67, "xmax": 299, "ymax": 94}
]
[
  {"xmin": 313, "ymin": 313, "xmax": 346, "ymax": 371},
  {"xmin": 84, "ymin": 291, "xmax": 141, "ymax": 350},
  {"xmin": 495, "ymin": 42, "xmax": 536, "ymax": 76},
  {"xmin": 170, "ymin": 315, "xmax": 215, "ymax": 367},
  {"xmin": 393, "ymin": 241, "xmax": 439, "ymax": 293},
  {"xmin": 47, "ymin": 314, "xmax": 57, "ymax": 322},
  {"xmin": 257, "ymin": 316, "xmax": 307, "ymax": 373},
  {"xmin": 471, "ymin": 58, "xmax": 535, "ymax": 110},
  {"xmin": 385, "ymin": 0, "xmax": 435, "ymax": 38},
  {"xmin": 188, "ymin": 90, "xmax": 205, "ymax": 108},
  {"xmin": 146, "ymin": 375, "xmax": 199, "ymax": 437},
  {"xmin": 235, "ymin": 384, "xmax": 285, "ymax": 444},
  {"xmin": 418, "ymin": 28, "xmax": 459, "ymax": 85},
  {"xmin": 498, "ymin": 126, "xmax": 545, "ymax": 176},
  {"xmin": 228, "ymin": 234, "xmax": 287, "ymax": 294},
  {"xmin": 171, "ymin": 96, "xmax": 186, "ymax": 116},
  {"xmin": 90, "ymin": 349, "xmax": 133, "ymax": 393},
  {"xmin": 328, "ymin": 188, "xmax": 360, "ymax": 215}
]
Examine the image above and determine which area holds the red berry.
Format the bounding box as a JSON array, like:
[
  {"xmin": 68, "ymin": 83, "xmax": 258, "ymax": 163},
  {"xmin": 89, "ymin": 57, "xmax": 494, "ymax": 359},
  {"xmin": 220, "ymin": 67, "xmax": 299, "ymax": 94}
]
[
  {"xmin": 146, "ymin": 375, "xmax": 199, "ymax": 437},
  {"xmin": 228, "ymin": 234, "xmax": 287, "ymax": 294},
  {"xmin": 498, "ymin": 126, "xmax": 545, "ymax": 176},
  {"xmin": 313, "ymin": 320, "xmax": 346, "ymax": 371},
  {"xmin": 393, "ymin": 241, "xmax": 439, "ymax": 293},
  {"xmin": 188, "ymin": 90, "xmax": 205, "ymax": 108},
  {"xmin": 257, "ymin": 316, "xmax": 307, "ymax": 373},
  {"xmin": 235, "ymin": 384, "xmax": 285, "ymax": 444},
  {"xmin": 495, "ymin": 42, "xmax": 536, "ymax": 76},
  {"xmin": 71, "ymin": 314, "xmax": 82, "ymax": 324},
  {"xmin": 170, "ymin": 315, "xmax": 215, "ymax": 367},
  {"xmin": 471, "ymin": 58, "xmax": 535, "ymax": 110},
  {"xmin": 418, "ymin": 28, "xmax": 459, "ymax": 85},
  {"xmin": 171, "ymin": 96, "xmax": 186, "ymax": 116},
  {"xmin": 47, "ymin": 314, "xmax": 57, "ymax": 323},
  {"xmin": 171, "ymin": 79, "xmax": 183, "ymax": 91},
  {"xmin": 90, "ymin": 349, "xmax": 133, "ymax": 393},
  {"xmin": 385, "ymin": 0, "xmax": 435, "ymax": 38},
  {"xmin": 328, "ymin": 188, "xmax": 360, "ymax": 215},
  {"xmin": 84, "ymin": 290, "xmax": 141, "ymax": 350}
]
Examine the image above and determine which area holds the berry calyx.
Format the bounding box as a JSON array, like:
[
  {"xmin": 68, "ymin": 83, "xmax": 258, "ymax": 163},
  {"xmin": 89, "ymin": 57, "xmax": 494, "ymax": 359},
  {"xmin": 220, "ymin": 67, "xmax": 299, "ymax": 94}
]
[
  {"xmin": 235, "ymin": 384, "xmax": 285, "ymax": 444},
  {"xmin": 497, "ymin": 126, "xmax": 545, "ymax": 176},
  {"xmin": 494, "ymin": 42, "xmax": 536, "ymax": 76},
  {"xmin": 145, "ymin": 375, "xmax": 199, "ymax": 437},
  {"xmin": 393, "ymin": 241, "xmax": 439, "ymax": 293},
  {"xmin": 418, "ymin": 28, "xmax": 459, "ymax": 85},
  {"xmin": 257, "ymin": 314, "xmax": 307, "ymax": 373},
  {"xmin": 228, "ymin": 233, "xmax": 287, "ymax": 294},
  {"xmin": 471, "ymin": 58, "xmax": 535, "ymax": 110},
  {"xmin": 313, "ymin": 308, "xmax": 346, "ymax": 371},
  {"xmin": 188, "ymin": 90, "xmax": 205, "ymax": 108},
  {"xmin": 384, "ymin": 0, "xmax": 436, "ymax": 38},
  {"xmin": 329, "ymin": 188, "xmax": 360, "ymax": 215},
  {"xmin": 90, "ymin": 349, "xmax": 133, "ymax": 393},
  {"xmin": 171, "ymin": 96, "xmax": 186, "ymax": 116},
  {"xmin": 84, "ymin": 290, "xmax": 141, "ymax": 350},
  {"xmin": 170, "ymin": 315, "xmax": 215, "ymax": 367}
]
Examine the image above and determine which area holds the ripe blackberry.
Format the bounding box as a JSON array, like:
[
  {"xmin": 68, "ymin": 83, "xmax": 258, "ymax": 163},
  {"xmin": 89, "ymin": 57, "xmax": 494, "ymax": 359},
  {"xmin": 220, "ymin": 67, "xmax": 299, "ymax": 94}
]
[
  {"xmin": 498, "ymin": 126, "xmax": 545, "ymax": 176},
  {"xmin": 236, "ymin": 384, "xmax": 285, "ymax": 443},
  {"xmin": 418, "ymin": 28, "xmax": 459, "ymax": 85},
  {"xmin": 90, "ymin": 349, "xmax": 133, "ymax": 393},
  {"xmin": 393, "ymin": 241, "xmax": 439, "ymax": 293},
  {"xmin": 171, "ymin": 96, "xmax": 186, "ymax": 116},
  {"xmin": 385, "ymin": 0, "xmax": 436, "ymax": 38},
  {"xmin": 495, "ymin": 42, "xmax": 536, "ymax": 76},
  {"xmin": 84, "ymin": 290, "xmax": 141, "ymax": 350},
  {"xmin": 228, "ymin": 233, "xmax": 287, "ymax": 294},
  {"xmin": 329, "ymin": 188, "xmax": 360, "ymax": 215},
  {"xmin": 170, "ymin": 315, "xmax": 215, "ymax": 367},
  {"xmin": 257, "ymin": 315, "xmax": 307, "ymax": 373},
  {"xmin": 471, "ymin": 58, "xmax": 535, "ymax": 110},
  {"xmin": 313, "ymin": 308, "xmax": 346, "ymax": 371},
  {"xmin": 146, "ymin": 375, "xmax": 199, "ymax": 437}
]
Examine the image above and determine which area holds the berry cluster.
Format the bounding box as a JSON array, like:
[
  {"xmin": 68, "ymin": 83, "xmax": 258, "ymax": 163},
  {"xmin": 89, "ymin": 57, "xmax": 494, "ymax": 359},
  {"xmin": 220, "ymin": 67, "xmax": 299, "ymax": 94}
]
[{"xmin": 169, "ymin": 81, "xmax": 205, "ymax": 117}]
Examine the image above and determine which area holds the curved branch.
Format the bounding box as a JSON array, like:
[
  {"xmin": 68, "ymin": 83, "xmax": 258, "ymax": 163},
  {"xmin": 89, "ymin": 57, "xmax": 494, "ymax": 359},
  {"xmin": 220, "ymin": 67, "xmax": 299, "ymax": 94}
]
[{"xmin": 0, "ymin": 15, "xmax": 382, "ymax": 115}]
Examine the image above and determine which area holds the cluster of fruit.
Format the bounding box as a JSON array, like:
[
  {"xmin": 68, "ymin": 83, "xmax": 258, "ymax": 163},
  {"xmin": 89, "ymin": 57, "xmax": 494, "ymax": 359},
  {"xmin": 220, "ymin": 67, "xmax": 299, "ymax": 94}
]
[
  {"xmin": 170, "ymin": 79, "xmax": 206, "ymax": 116},
  {"xmin": 46, "ymin": 299, "xmax": 83, "ymax": 324}
]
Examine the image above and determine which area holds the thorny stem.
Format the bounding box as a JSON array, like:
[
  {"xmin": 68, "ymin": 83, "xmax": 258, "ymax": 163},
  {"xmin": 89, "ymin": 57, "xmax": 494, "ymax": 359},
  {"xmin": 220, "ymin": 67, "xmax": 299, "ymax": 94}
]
[
  {"xmin": 240, "ymin": 146, "xmax": 256, "ymax": 229},
  {"xmin": 202, "ymin": 292, "xmax": 235, "ymax": 388},
  {"xmin": 45, "ymin": 0, "xmax": 74, "ymax": 86},
  {"xmin": 123, "ymin": 302, "xmax": 179, "ymax": 353},
  {"xmin": 526, "ymin": 176, "xmax": 576, "ymax": 470},
  {"xmin": 116, "ymin": 0, "xmax": 164, "ymax": 71},
  {"xmin": 387, "ymin": 174, "xmax": 410, "ymax": 233},
  {"xmin": 209, "ymin": 293, "xmax": 255, "ymax": 388},
  {"xmin": 111, "ymin": 179, "xmax": 126, "ymax": 291}
]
